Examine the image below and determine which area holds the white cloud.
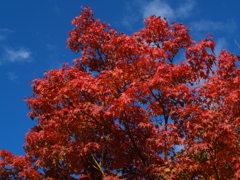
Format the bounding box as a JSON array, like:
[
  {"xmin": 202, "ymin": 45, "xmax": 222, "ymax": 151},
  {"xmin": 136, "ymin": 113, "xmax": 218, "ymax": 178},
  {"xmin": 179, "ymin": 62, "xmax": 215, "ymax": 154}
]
[
  {"xmin": 121, "ymin": 0, "xmax": 195, "ymax": 30},
  {"xmin": 3, "ymin": 47, "xmax": 32, "ymax": 63},
  {"xmin": 142, "ymin": 0, "xmax": 173, "ymax": 19},
  {"xmin": 141, "ymin": 0, "xmax": 195, "ymax": 20}
]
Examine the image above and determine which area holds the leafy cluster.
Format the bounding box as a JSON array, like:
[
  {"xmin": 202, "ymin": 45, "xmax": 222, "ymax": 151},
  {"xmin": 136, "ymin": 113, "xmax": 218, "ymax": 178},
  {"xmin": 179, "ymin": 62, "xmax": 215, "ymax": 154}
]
[{"xmin": 1, "ymin": 7, "xmax": 239, "ymax": 180}]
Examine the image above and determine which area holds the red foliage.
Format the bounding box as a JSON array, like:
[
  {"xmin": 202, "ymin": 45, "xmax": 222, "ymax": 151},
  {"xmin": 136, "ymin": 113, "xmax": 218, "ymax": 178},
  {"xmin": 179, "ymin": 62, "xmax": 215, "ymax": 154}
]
[{"xmin": 1, "ymin": 7, "xmax": 239, "ymax": 179}]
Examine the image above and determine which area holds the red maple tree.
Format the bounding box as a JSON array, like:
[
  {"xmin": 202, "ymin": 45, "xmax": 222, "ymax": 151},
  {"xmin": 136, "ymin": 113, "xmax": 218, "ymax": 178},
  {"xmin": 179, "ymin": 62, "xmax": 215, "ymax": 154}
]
[{"xmin": 1, "ymin": 7, "xmax": 239, "ymax": 180}]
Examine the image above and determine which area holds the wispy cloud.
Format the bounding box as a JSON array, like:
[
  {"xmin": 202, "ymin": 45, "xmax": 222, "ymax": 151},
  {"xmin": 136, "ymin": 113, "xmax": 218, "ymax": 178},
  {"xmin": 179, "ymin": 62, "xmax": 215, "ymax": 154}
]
[
  {"xmin": 46, "ymin": 44, "xmax": 64, "ymax": 70},
  {"xmin": 1, "ymin": 47, "xmax": 32, "ymax": 64},
  {"xmin": 141, "ymin": 0, "xmax": 195, "ymax": 20},
  {"xmin": 215, "ymin": 37, "xmax": 228, "ymax": 56},
  {"xmin": 0, "ymin": 28, "xmax": 13, "ymax": 33},
  {"xmin": 190, "ymin": 20, "xmax": 237, "ymax": 33},
  {"xmin": 141, "ymin": 0, "xmax": 173, "ymax": 19},
  {"xmin": 121, "ymin": 0, "xmax": 196, "ymax": 30},
  {"xmin": 46, "ymin": 44, "xmax": 57, "ymax": 51},
  {"xmin": 6, "ymin": 72, "xmax": 19, "ymax": 80},
  {"xmin": 177, "ymin": 0, "xmax": 195, "ymax": 18},
  {"xmin": 54, "ymin": 5, "xmax": 62, "ymax": 16},
  {"xmin": 120, "ymin": 1, "xmax": 143, "ymax": 31},
  {"xmin": 0, "ymin": 35, "xmax": 6, "ymax": 41},
  {"xmin": 0, "ymin": 28, "xmax": 13, "ymax": 41}
]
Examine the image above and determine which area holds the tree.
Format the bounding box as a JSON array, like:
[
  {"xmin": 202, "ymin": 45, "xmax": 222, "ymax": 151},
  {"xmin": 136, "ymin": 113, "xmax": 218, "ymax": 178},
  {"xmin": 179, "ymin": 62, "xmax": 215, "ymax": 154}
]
[{"xmin": 1, "ymin": 7, "xmax": 239, "ymax": 180}]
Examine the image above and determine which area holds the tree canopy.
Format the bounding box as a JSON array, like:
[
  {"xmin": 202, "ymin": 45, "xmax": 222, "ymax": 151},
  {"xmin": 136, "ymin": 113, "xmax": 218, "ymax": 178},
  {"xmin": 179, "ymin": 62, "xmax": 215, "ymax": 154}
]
[{"xmin": 1, "ymin": 7, "xmax": 239, "ymax": 180}]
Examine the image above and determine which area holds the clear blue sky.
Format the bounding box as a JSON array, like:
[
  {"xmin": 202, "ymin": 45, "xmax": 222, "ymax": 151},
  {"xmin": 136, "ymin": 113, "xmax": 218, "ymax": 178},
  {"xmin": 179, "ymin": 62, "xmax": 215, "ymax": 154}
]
[{"xmin": 1, "ymin": 0, "xmax": 239, "ymax": 156}]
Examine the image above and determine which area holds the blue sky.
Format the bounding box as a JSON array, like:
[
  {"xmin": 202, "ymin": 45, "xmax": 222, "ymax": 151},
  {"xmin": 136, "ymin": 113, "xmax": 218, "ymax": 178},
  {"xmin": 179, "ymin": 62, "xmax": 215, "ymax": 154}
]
[{"xmin": 1, "ymin": 0, "xmax": 239, "ymax": 156}]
